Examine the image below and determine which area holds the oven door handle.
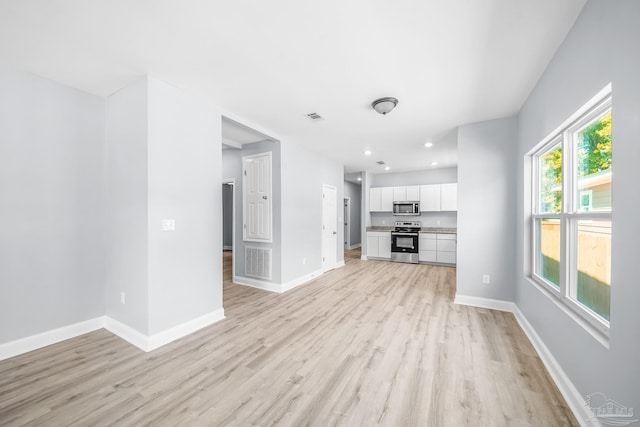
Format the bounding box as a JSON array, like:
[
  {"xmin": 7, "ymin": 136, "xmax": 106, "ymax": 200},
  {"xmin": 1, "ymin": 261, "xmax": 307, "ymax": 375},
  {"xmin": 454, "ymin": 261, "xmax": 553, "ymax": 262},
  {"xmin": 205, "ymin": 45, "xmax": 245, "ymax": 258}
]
[{"xmin": 392, "ymin": 232, "xmax": 419, "ymax": 236}]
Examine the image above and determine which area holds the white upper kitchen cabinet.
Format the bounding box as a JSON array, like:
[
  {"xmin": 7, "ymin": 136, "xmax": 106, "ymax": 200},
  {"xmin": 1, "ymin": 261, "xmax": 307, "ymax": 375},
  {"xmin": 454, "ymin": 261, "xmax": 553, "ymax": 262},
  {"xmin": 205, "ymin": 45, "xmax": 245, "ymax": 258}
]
[
  {"xmin": 392, "ymin": 186, "xmax": 420, "ymax": 202},
  {"xmin": 406, "ymin": 185, "xmax": 420, "ymax": 201},
  {"xmin": 419, "ymin": 184, "xmax": 441, "ymax": 211},
  {"xmin": 369, "ymin": 187, "xmax": 382, "ymax": 212},
  {"xmin": 369, "ymin": 187, "xmax": 394, "ymax": 212},
  {"xmin": 441, "ymin": 183, "xmax": 458, "ymax": 211},
  {"xmin": 380, "ymin": 187, "xmax": 394, "ymax": 211},
  {"xmin": 393, "ymin": 186, "xmax": 406, "ymax": 202}
]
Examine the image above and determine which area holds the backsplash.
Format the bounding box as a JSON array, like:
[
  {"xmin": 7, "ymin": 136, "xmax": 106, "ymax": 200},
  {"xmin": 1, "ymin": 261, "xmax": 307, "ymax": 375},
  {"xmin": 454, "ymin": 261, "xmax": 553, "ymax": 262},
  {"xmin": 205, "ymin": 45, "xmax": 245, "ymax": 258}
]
[{"xmin": 370, "ymin": 212, "xmax": 457, "ymax": 227}]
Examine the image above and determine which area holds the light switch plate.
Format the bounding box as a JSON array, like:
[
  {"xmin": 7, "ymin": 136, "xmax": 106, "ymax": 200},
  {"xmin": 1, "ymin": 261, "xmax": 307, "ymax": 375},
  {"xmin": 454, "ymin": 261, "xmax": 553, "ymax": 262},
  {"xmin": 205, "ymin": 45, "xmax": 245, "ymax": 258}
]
[{"xmin": 162, "ymin": 219, "xmax": 176, "ymax": 231}]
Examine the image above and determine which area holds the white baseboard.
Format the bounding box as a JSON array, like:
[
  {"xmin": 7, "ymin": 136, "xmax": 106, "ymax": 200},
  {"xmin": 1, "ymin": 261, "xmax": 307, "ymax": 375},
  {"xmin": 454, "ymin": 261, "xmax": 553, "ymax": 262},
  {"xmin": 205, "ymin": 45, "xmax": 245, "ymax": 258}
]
[
  {"xmin": 233, "ymin": 275, "xmax": 282, "ymax": 293},
  {"xmin": 235, "ymin": 270, "xmax": 325, "ymax": 294},
  {"xmin": 281, "ymin": 269, "xmax": 323, "ymax": 293},
  {"xmin": 335, "ymin": 260, "xmax": 345, "ymax": 269},
  {"xmin": 361, "ymin": 255, "xmax": 368, "ymax": 260},
  {"xmin": 103, "ymin": 317, "xmax": 150, "ymax": 352},
  {"xmin": 454, "ymin": 293, "xmax": 592, "ymax": 427},
  {"xmin": 0, "ymin": 316, "xmax": 104, "ymax": 361},
  {"xmin": 223, "ymin": 245, "xmax": 232, "ymax": 250},
  {"xmin": 2, "ymin": 310, "xmax": 227, "ymax": 359},
  {"xmin": 348, "ymin": 243, "xmax": 361, "ymax": 250},
  {"xmin": 453, "ymin": 294, "xmax": 517, "ymax": 312},
  {"xmin": 512, "ymin": 307, "xmax": 594, "ymax": 427},
  {"xmin": 146, "ymin": 309, "xmax": 225, "ymax": 351}
]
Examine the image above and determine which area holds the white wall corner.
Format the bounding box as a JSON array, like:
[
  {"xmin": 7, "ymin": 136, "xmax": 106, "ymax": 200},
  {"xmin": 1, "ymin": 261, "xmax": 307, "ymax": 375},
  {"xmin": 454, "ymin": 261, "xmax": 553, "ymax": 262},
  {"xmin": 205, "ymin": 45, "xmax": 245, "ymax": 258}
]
[
  {"xmin": 335, "ymin": 260, "xmax": 345, "ymax": 269},
  {"xmin": 361, "ymin": 255, "xmax": 368, "ymax": 260},
  {"xmin": 512, "ymin": 307, "xmax": 596, "ymax": 427},
  {"xmin": 0, "ymin": 317, "xmax": 105, "ymax": 361}
]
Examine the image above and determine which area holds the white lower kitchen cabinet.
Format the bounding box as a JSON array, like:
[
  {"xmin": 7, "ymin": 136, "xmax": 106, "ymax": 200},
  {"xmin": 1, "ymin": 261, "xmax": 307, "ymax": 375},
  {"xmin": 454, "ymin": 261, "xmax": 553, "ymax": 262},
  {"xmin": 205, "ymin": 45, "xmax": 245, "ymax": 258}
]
[
  {"xmin": 366, "ymin": 232, "xmax": 391, "ymax": 259},
  {"xmin": 419, "ymin": 234, "xmax": 437, "ymax": 262},
  {"xmin": 378, "ymin": 235, "xmax": 391, "ymax": 258},
  {"xmin": 419, "ymin": 233, "xmax": 456, "ymax": 265}
]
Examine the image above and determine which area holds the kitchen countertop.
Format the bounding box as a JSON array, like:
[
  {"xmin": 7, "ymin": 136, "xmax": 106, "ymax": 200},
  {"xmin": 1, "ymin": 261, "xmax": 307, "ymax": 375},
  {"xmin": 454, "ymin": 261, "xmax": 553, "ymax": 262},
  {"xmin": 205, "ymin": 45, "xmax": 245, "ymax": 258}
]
[
  {"xmin": 420, "ymin": 227, "xmax": 457, "ymax": 234},
  {"xmin": 366, "ymin": 226, "xmax": 394, "ymax": 232},
  {"xmin": 366, "ymin": 226, "xmax": 457, "ymax": 234}
]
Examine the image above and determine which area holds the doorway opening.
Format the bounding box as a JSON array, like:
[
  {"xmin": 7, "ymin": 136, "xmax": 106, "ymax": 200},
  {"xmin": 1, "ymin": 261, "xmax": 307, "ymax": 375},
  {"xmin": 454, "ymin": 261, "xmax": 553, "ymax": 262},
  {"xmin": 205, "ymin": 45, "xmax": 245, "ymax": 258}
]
[
  {"xmin": 344, "ymin": 197, "xmax": 350, "ymax": 250},
  {"xmin": 222, "ymin": 179, "xmax": 235, "ymax": 287}
]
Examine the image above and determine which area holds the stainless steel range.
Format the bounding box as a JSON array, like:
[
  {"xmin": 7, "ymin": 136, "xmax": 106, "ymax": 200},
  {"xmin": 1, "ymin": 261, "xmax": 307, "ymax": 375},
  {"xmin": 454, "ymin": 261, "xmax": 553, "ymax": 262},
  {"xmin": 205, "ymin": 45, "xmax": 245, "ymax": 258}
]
[{"xmin": 391, "ymin": 221, "xmax": 421, "ymax": 264}]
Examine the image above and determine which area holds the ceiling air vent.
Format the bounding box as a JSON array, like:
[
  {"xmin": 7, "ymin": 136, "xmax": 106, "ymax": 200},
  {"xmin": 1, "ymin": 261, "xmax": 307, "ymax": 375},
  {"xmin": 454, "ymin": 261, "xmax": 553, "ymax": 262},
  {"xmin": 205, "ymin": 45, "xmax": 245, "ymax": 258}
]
[
  {"xmin": 377, "ymin": 161, "xmax": 386, "ymax": 165},
  {"xmin": 306, "ymin": 112, "xmax": 324, "ymax": 121}
]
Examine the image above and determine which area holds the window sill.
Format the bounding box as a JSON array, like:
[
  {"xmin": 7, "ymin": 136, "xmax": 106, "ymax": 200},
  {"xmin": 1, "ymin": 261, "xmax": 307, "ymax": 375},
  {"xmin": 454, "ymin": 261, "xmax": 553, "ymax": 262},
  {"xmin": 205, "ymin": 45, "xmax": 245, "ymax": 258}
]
[{"xmin": 525, "ymin": 276, "xmax": 609, "ymax": 349}]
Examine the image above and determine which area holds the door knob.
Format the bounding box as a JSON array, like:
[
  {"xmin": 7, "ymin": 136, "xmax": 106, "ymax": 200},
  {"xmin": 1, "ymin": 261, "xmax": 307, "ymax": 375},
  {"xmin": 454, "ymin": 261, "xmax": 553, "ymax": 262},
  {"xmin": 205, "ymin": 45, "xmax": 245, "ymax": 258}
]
[
  {"xmin": 333, "ymin": 231, "xmax": 337, "ymax": 235},
  {"xmin": 262, "ymin": 196, "xmax": 268, "ymax": 200}
]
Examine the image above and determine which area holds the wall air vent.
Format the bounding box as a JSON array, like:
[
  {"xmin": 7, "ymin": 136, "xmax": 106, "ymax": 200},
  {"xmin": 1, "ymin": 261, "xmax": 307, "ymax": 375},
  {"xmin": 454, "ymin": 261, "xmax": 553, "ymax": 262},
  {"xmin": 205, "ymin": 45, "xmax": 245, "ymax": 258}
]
[
  {"xmin": 377, "ymin": 161, "xmax": 386, "ymax": 165},
  {"xmin": 245, "ymin": 247, "xmax": 272, "ymax": 280},
  {"xmin": 306, "ymin": 112, "xmax": 324, "ymax": 121}
]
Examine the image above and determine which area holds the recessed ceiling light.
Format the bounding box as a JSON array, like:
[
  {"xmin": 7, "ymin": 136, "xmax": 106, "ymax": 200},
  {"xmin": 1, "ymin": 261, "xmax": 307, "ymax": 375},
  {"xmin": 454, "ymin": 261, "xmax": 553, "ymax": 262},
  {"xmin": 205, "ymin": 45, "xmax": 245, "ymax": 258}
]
[
  {"xmin": 357, "ymin": 177, "xmax": 362, "ymax": 181},
  {"xmin": 431, "ymin": 161, "xmax": 438, "ymax": 166},
  {"xmin": 385, "ymin": 166, "xmax": 390, "ymax": 171},
  {"xmin": 364, "ymin": 150, "xmax": 372, "ymax": 156},
  {"xmin": 424, "ymin": 142, "xmax": 433, "ymax": 148}
]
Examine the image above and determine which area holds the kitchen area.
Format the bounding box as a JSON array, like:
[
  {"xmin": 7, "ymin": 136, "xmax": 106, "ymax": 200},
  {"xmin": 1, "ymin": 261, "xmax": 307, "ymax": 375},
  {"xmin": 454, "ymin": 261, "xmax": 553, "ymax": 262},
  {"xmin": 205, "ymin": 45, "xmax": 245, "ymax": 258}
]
[{"xmin": 362, "ymin": 167, "xmax": 458, "ymax": 266}]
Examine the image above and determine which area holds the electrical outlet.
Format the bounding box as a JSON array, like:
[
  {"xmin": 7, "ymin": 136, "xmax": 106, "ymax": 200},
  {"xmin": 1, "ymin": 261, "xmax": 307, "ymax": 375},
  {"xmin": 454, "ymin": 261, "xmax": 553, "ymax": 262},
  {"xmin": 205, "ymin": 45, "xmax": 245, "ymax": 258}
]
[
  {"xmin": 120, "ymin": 292, "xmax": 126, "ymax": 304},
  {"xmin": 482, "ymin": 274, "xmax": 490, "ymax": 285},
  {"xmin": 303, "ymin": 257, "xmax": 306, "ymax": 265},
  {"xmin": 161, "ymin": 219, "xmax": 176, "ymax": 231}
]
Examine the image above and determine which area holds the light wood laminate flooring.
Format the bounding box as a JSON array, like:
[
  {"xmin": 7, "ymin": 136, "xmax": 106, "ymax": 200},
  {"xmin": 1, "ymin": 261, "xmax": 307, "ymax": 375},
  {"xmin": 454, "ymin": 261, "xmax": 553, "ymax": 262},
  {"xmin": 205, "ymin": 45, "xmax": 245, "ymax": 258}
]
[{"xmin": 0, "ymin": 249, "xmax": 577, "ymax": 426}]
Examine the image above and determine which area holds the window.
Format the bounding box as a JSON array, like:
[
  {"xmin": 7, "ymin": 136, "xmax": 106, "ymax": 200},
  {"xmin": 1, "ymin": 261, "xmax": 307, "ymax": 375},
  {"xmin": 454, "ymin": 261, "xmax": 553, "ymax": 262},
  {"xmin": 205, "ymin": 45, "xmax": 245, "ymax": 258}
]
[{"xmin": 531, "ymin": 86, "xmax": 612, "ymax": 333}]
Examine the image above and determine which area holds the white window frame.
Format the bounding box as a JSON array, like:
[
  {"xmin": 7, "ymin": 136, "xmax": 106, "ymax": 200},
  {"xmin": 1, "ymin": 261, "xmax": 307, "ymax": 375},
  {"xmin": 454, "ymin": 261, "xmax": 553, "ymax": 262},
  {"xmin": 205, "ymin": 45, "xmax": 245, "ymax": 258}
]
[{"xmin": 530, "ymin": 84, "xmax": 612, "ymax": 338}]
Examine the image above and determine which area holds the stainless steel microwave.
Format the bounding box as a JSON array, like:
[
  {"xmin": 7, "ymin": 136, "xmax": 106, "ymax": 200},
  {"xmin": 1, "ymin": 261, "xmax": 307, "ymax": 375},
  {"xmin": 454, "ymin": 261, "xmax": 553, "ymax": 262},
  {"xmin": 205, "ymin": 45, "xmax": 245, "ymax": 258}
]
[{"xmin": 392, "ymin": 201, "xmax": 420, "ymax": 215}]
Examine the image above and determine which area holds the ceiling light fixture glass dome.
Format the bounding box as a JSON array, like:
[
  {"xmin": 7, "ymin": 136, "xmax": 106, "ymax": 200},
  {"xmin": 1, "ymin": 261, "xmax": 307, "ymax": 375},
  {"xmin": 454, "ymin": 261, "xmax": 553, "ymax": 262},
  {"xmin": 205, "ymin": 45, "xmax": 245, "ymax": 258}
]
[{"xmin": 371, "ymin": 97, "xmax": 398, "ymax": 115}]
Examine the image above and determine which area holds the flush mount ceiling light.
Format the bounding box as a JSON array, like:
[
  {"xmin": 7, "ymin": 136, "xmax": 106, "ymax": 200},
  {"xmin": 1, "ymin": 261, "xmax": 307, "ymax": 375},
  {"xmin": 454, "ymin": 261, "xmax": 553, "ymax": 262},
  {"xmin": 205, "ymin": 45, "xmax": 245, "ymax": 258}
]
[
  {"xmin": 364, "ymin": 150, "xmax": 372, "ymax": 156},
  {"xmin": 424, "ymin": 142, "xmax": 433, "ymax": 148},
  {"xmin": 431, "ymin": 161, "xmax": 438, "ymax": 166},
  {"xmin": 371, "ymin": 97, "xmax": 398, "ymax": 115},
  {"xmin": 384, "ymin": 166, "xmax": 391, "ymax": 171}
]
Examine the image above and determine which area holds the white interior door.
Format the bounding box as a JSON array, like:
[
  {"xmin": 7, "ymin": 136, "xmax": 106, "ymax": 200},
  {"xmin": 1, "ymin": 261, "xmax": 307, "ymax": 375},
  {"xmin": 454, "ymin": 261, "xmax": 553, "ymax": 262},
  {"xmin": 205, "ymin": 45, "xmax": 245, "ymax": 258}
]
[
  {"xmin": 243, "ymin": 152, "xmax": 272, "ymax": 242},
  {"xmin": 322, "ymin": 185, "xmax": 337, "ymax": 271}
]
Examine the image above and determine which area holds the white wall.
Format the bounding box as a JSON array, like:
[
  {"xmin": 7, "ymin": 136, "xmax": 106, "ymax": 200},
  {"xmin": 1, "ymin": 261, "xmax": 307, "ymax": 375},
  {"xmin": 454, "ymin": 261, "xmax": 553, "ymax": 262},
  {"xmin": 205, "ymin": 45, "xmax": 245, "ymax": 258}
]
[
  {"xmin": 0, "ymin": 66, "xmax": 106, "ymax": 343},
  {"xmin": 457, "ymin": 117, "xmax": 517, "ymax": 301},
  {"xmin": 516, "ymin": 0, "xmax": 640, "ymax": 413},
  {"xmin": 146, "ymin": 78, "xmax": 222, "ymax": 334},
  {"xmin": 106, "ymin": 77, "xmax": 223, "ymax": 336},
  {"xmin": 105, "ymin": 77, "xmax": 150, "ymax": 333},
  {"xmin": 281, "ymin": 141, "xmax": 344, "ymax": 283}
]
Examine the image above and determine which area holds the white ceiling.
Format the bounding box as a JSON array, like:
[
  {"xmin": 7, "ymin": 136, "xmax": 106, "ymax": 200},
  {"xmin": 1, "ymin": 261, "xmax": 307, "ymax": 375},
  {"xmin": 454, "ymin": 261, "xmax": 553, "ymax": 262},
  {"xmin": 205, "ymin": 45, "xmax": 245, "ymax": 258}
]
[
  {"xmin": 0, "ymin": 0, "xmax": 586, "ymax": 173},
  {"xmin": 221, "ymin": 117, "xmax": 275, "ymax": 150}
]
